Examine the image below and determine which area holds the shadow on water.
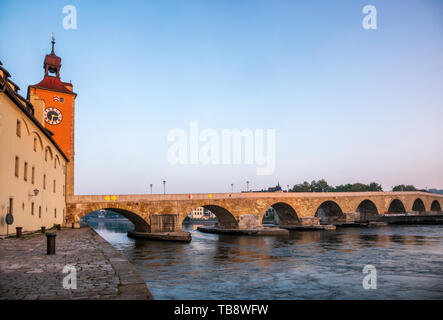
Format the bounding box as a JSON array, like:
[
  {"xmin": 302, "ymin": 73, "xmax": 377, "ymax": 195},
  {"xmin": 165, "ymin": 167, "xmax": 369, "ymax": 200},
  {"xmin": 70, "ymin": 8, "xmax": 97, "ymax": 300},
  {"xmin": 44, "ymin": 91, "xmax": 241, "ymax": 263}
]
[{"xmin": 85, "ymin": 216, "xmax": 443, "ymax": 300}]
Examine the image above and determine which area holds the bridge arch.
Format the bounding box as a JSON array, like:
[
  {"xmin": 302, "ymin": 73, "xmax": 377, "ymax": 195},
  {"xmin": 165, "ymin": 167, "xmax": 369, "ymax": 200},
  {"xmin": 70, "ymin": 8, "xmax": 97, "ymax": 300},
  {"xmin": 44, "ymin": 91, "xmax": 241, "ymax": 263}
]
[
  {"xmin": 315, "ymin": 201, "xmax": 344, "ymax": 224},
  {"xmin": 204, "ymin": 205, "xmax": 238, "ymax": 229},
  {"xmin": 184, "ymin": 205, "xmax": 238, "ymax": 229},
  {"xmin": 431, "ymin": 200, "xmax": 441, "ymax": 212},
  {"xmin": 388, "ymin": 199, "xmax": 406, "ymax": 213},
  {"xmin": 79, "ymin": 207, "xmax": 149, "ymax": 232},
  {"xmin": 356, "ymin": 200, "xmax": 379, "ymax": 221},
  {"xmin": 267, "ymin": 202, "xmax": 299, "ymax": 226},
  {"xmin": 412, "ymin": 198, "xmax": 426, "ymax": 213}
]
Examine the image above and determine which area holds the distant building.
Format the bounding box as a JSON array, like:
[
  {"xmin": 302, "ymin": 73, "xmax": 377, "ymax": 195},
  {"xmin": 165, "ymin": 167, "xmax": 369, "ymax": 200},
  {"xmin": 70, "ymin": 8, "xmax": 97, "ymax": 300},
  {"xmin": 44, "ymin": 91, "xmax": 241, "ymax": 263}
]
[
  {"xmin": 249, "ymin": 183, "xmax": 285, "ymax": 193},
  {"xmin": 263, "ymin": 207, "xmax": 276, "ymax": 219},
  {"xmin": 203, "ymin": 208, "xmax": 216, "ymax": 220},
  {"xmin": 190, "ymin": 207, "xmax": 204, "ymax": 219},
  {"xmin": 267, "ymin": 183, "xmax": 283, "ymax": 192},
  {"xmin": 189, "ymin": 207, "xmax": 216, "ymax": 220}
]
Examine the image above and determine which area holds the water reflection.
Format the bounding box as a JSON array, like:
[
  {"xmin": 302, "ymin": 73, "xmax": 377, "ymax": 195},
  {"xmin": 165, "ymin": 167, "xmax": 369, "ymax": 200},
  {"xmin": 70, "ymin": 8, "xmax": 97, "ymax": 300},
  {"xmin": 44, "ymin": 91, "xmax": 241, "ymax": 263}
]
[{"xmin": 86, "ymin": 218, "xmax": 443, "ymax": 299}]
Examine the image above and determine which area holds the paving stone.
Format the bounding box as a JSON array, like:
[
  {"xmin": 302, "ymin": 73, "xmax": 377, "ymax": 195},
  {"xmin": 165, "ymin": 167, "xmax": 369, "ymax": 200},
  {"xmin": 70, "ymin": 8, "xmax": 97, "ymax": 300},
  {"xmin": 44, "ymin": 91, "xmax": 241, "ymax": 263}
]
[{"xmin": 0, "ymin": 227, "xmax": 153, "ymax": 300}]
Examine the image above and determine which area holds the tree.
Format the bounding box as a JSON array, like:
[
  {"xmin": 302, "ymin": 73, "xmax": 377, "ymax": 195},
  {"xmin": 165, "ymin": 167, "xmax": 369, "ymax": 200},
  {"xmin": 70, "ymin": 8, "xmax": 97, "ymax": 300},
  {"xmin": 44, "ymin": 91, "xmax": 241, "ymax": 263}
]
[
  {"xmin": 290, "ymin": 181, "xmax": 312, "ymax": 192},
  {"xmin": 429, "ymin": 189, "xmax": 443, "ymax": 195},
  {"xmin": 350, "ymin": 183, "xmax": 368, "ymax": 192},
  {"xmin": 368, "ymin": 182, "xmax": 383, "ymax": 191},
  {"xmin": 311, "ymin": 179, "xmax": 334, "ymax": 192},
  {"xmin": 393, "ymin": 185, "xmax": 416, "ymax": 192},
  {"xmin": 335, "ymin": 184, "xmax": 352, "ymax": 192},
  {"xmin": 290, "ymin": 180, "xmax": 383, "ymax": 192}
]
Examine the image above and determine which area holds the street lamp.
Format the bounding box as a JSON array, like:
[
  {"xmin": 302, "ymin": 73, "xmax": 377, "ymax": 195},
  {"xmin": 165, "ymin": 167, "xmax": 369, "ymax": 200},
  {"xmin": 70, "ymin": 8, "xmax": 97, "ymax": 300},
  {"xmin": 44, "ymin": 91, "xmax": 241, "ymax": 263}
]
[
  {"xmin": 150, "ymin": 184, "xmax": 153, "ymax": 194},
  {"xmin": 163, "ymin": 180, "xmax": 166, "ymax": 194},
  {"xmin": 231, "ymin": 183, "xmax": 234, "ymax": 193},
  {"xmin": 246, "ymin": 181, "xmax": 250, "ymax": 192}
]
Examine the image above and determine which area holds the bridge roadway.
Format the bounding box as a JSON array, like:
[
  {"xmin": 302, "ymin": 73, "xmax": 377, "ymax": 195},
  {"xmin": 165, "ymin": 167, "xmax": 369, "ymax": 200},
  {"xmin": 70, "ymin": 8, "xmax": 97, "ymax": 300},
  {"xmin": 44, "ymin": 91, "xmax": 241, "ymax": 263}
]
[{"xmin": 66, "ymin": 191, "xmax": 443, "ymax": 233}]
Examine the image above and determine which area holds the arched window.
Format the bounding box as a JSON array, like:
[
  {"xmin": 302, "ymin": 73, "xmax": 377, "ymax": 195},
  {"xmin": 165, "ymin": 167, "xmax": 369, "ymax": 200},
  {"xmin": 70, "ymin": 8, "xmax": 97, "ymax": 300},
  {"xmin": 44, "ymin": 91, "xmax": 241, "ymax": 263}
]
[
  {"xmin": 45, "ymin": 146, "xmax": 53, "ymax": 161},
  {"xmin": 16, "ymin": 119, "xmax": 22, "ymax": 137}
]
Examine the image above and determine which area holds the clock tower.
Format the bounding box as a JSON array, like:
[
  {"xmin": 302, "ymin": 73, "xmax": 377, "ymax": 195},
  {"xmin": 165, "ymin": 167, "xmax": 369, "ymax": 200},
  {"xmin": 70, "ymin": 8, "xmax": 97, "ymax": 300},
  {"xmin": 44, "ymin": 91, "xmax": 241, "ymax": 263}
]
[{"xmin": 28, "ymin": 34, "xmax": 77, "ymax": 196}]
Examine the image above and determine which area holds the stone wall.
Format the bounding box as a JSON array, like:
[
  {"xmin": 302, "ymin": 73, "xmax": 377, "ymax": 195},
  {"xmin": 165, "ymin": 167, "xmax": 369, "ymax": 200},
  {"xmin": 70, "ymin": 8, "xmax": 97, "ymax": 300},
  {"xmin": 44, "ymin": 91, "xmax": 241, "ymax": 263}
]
[{"xmin": 66, "ymin": 192, "xmax": 443, "ymax": 233}]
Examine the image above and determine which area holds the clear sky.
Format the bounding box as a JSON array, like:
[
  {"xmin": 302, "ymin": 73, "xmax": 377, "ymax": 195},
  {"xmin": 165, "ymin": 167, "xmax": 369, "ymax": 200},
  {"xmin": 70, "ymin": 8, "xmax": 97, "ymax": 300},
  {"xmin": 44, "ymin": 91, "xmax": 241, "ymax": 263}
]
[{"xmin": 1, "ymin": 0, "xmax": 442, "ymax": 194}]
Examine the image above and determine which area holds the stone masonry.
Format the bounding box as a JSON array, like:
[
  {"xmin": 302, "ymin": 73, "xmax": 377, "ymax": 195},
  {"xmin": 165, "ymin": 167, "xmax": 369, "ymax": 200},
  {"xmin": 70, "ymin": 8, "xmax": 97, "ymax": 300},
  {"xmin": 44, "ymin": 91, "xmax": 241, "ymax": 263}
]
[{"xmin": 66, "ymin": 191, "xmax": 443, "ymax": 231}]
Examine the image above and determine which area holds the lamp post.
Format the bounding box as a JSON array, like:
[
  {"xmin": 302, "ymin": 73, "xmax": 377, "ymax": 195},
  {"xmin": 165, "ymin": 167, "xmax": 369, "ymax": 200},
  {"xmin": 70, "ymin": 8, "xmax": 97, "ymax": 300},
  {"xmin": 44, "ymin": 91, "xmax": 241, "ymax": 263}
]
[
  {"xmin": 163, "ymin": 180, "xmax": 166, "ymax": 194},
  {"xmin": 231, "ymin": 183, "xmax": 234, "ymax": 193},
  {"xmin": 246, "ymin": 181, "xmax": 250, "ymax": 192},
  {"xmin": 150, "ymin": 184, "xmax": 153, "ymax": 194}
]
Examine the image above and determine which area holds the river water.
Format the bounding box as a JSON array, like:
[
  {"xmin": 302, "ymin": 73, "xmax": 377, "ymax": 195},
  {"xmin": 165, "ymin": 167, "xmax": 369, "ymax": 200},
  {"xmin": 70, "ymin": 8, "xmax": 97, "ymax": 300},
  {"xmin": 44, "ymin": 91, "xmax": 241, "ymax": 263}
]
[{"xmin": 86, "ymin": 218, "xmax": 443, "ymax": 299}]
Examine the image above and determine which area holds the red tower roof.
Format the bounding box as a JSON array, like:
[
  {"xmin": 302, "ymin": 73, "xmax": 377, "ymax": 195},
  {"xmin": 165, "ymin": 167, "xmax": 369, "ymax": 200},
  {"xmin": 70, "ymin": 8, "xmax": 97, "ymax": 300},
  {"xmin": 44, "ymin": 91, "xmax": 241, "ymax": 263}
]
[{"xmin": 29, "ymin": 33, "xmax": 76, "ymax": 96}]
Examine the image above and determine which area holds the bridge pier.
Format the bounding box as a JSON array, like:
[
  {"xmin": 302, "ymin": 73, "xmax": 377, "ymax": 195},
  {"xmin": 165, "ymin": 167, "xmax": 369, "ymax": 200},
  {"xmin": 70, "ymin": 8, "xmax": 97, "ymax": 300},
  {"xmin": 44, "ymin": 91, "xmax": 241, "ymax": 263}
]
[
  {"xmin": 237, "ymin": 214, "xmax": 261, "ymax": 229},
  {"xmin": 150, "ymin": 214, "xmax": 182, "ymax": 232},
  {"xmin": 300, "ymin": 217, "xmax": 320, "ymax": 226},
  {"xmin": 345, "ymin": 212, "xmax": 360, "ymax": 223},
  {"xmin": 128, "ymin": 214, "xmax": 191, "ymax": 242}
]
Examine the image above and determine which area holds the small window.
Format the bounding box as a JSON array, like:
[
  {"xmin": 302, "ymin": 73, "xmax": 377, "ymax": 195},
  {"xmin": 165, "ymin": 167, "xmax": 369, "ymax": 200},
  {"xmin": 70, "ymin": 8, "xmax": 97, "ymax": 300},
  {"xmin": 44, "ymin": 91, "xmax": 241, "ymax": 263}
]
[
  {"xmin": 8, "ymin": 198, "xmax": 13, "ymax": 214},
  {"xmin": 54, "ymin": 159, "xmax": 57, "ymax": 168},
  {"xmin": 45, "ymin": 149, "xmax": 48, "ymax": 161},
  {"xmin": 16, "ymin": 120, "xmax": 21, "ymax": 137},
  {"xmin": 54, "ymin": 208, "xmax": 57, "ymax": 218},
  {"xmin": 38, "ymin": 206, "xmax": 41, "ymax": 218},
  {"xmin": 43, "ymin": 174, "xmax": 46, "ymax": 189},
  {"xmin": 33, "ymin": 137, "xmax": 37, "ymax": 152},
  {"xmin": 15, "ymin": 156, "xmax": 19, "ymax": 177},
  {"xmin": 24, "ymin": 162, "xmax": 28, "ymax": 181},
  {"xmin": 31, "ymin": 167, "xmax": 35, "ymax": 184},
  {"xmin": 53, "ymin": 180, "xmax": 56, "ymax": 193},
  {"xmin": 31, "ymin": 202, "xmax": 34, "ymax": 216}
]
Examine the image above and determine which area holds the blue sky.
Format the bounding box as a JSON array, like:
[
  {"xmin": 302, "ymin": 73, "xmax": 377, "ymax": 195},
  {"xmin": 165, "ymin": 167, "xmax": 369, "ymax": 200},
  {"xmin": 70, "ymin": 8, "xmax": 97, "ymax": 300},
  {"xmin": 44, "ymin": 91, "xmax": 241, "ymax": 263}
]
[{"xmin": 1, "ymin": 0, "xmax": 442, "ymax": 194}]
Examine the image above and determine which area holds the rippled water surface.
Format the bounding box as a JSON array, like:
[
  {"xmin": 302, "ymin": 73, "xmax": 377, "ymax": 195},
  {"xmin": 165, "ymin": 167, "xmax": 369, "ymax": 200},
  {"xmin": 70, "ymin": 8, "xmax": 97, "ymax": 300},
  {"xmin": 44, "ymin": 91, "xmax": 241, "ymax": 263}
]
[{"xmin": 87, "ymin": 219, "xmax": 443, "ymax": 299}]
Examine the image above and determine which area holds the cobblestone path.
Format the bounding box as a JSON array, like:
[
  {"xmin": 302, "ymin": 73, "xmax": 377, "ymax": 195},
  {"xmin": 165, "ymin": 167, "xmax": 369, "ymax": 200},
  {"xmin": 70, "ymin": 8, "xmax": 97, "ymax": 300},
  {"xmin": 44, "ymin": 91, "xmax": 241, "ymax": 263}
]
[{"xmin": 0, "ymin": 227, "xmax": 153, "ymax": 300}]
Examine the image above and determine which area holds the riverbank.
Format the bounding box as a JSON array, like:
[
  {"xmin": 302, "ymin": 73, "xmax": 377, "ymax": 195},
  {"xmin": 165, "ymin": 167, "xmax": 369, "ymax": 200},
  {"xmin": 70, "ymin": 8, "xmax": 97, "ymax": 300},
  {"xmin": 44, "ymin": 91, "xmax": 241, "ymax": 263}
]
[{"xmin": 0, "ymin": 227, "xmax": 153, "ymax": 300}]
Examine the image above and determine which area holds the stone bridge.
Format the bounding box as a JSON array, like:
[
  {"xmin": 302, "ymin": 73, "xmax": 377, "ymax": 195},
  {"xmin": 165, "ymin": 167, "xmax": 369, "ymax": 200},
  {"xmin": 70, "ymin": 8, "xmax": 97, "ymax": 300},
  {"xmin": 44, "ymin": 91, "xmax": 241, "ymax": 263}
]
[{"xmin": 66, "ymin": 192, "xmax": 443, "ymax": 233}]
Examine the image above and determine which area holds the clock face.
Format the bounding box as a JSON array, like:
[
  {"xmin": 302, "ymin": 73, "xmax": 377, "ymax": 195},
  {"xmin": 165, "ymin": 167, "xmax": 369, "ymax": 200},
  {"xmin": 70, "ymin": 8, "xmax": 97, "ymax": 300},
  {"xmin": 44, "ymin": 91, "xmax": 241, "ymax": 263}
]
[{"xmin": 44, "ymin": 107, "xmax": 63, "ymax": 125}]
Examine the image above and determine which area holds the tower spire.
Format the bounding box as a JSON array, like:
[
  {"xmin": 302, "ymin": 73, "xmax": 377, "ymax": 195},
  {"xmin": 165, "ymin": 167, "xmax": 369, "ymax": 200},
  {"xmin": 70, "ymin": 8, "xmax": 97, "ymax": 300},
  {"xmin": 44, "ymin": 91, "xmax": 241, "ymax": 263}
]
[
  {"xmin": 43, "ymin": 33, "xmax": 61, "ymax": 78},
  {"xmin": 51, "ymin": 32, "xmax": 55, "ymax": 53}
]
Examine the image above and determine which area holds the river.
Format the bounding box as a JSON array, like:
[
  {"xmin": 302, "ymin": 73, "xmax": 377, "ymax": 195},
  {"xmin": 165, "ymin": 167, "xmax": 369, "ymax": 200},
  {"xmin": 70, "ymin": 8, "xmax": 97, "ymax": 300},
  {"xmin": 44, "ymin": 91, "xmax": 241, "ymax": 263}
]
[{"xmin": 85, "ymin": 218, "xmax": 443, "ymax": 299}]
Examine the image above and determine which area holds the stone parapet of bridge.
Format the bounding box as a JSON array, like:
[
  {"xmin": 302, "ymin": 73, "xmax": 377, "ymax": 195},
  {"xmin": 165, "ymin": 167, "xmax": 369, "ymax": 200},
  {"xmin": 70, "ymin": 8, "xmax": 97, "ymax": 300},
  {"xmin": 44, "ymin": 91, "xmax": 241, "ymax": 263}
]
[{"xmin": 66, "ymin": 192, "xmax": 443, "ymax": 232}]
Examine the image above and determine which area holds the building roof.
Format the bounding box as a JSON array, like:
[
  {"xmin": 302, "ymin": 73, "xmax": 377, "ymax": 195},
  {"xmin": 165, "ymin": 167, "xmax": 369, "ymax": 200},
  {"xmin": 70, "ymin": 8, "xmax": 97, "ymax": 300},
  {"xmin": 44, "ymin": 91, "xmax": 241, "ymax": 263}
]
[
  {"xmin": 29, "ymin": 75, "xmax": 76, "ymax": 95},
  {"xmin": 28, "ymin": 35, "xmax": 77, "ymax": 97},
  {"xmin": 0, "ymin": 64, "xmax": 69, "ymax": 162}
]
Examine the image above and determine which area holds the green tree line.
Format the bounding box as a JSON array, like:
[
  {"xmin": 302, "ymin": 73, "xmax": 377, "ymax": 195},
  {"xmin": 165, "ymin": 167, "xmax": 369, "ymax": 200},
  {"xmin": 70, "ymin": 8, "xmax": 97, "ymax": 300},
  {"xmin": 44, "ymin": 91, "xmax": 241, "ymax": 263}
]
[{"xmin": 289, "ymin": 180, "xmax": 419, "ymax": 193}]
